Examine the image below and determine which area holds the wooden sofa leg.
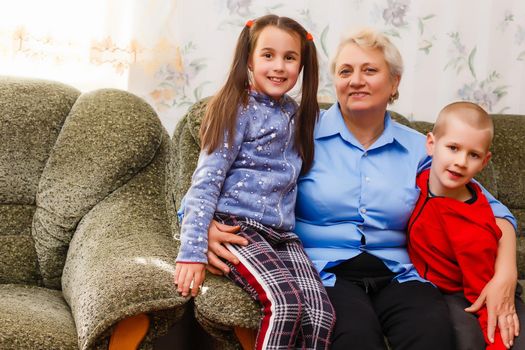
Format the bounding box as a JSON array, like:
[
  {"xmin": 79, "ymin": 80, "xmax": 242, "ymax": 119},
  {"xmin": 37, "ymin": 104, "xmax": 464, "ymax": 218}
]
[
  {"xmin": 109, "ymin": 313, "xmax": 150, "ymax": 350},
  {"xmin": 234, "ymin": 326, "xmax": 257, "ymax": 350}
]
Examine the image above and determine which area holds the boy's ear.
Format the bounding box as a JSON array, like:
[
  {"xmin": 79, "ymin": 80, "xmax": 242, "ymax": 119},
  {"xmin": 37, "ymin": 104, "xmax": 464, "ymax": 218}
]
[
  {"xmin": 425, "ymin": 132, "xmax": 435, "ymax": 156},
  {"xmin": 481, "ymin": 151, "xmax": 492, "ymax": 169}
]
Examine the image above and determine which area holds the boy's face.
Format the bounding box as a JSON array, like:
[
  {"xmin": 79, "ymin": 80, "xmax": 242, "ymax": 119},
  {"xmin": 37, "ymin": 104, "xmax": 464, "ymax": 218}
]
[{"xmin": 426, "ymin": 116, "xmax": 492, "ymax": 198}]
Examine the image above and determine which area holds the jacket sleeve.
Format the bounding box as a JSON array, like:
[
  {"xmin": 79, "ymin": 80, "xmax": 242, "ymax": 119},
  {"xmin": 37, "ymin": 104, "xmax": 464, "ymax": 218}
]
[{"xmin": 176, "ymin": 109, "xmax": 248, "ymax": 263}]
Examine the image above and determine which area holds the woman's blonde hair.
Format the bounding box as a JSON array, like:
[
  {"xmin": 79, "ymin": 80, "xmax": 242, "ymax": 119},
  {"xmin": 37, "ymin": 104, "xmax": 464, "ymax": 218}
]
[{"xmin": 330, "ymin": 27, "xmax": 403, "ymax": 102}]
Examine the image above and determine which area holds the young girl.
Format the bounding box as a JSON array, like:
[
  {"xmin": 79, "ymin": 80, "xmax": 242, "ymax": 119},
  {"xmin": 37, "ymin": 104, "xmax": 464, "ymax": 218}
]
[{"xmin": 174, "ymin": 14, "xmax": 335, "ymax": 350}]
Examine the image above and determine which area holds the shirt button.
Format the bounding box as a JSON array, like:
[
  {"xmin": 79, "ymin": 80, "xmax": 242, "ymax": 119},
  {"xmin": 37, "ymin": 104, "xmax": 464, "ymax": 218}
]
[
  {"xmin": 363, "ymin": 152, "xmax": 368, "ymax": 157},
  {"xmin": 365, "ymin": 176, "xmax": 370, "ymax": 182},
  {"xmin": 360, "ymin": 208, "xmax": 367, "ymax": 214}
]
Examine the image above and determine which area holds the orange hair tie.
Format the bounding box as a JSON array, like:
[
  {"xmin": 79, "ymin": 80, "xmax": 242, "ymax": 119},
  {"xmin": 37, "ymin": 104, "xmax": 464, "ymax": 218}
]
[
  {"xmin": 245, "ymin": 20, "xmax": 254, "ymax": 28},
  {"xmin": 306, "ymin": 32, "xmax": 314, "ymax": 41}
]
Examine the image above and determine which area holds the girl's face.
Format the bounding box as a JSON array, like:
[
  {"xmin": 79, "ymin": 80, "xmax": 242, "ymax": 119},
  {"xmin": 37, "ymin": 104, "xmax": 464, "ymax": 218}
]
[
  {"xmin": 249, "ymin": 26, "xmax": 302, "ymax": 100},
  {"xmin": 333, "ymin": 42, "xmax": 399, "ymax": 117}
]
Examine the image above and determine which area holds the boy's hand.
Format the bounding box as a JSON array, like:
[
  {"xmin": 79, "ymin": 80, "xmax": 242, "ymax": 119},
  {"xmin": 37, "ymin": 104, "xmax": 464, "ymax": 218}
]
[{"xmin": 174, "ymin": 262, "xmax": 206, "ymax": 297}]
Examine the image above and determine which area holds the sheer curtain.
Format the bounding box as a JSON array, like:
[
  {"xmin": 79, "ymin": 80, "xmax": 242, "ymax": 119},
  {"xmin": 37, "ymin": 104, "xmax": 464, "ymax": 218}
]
[
  {"xmin": 1, "ymin": 0, "xmax": 524, "ymax": 133},
  {"xmin": 0, "ymin": 0, "xmax": 137, "ymax": 91}
]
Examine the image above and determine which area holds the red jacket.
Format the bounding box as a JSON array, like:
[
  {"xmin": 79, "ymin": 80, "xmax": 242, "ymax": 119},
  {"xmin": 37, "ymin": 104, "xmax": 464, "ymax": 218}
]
[{"xmin": 408, "ymin": 169, "xmax": 503, "ymax": 349}]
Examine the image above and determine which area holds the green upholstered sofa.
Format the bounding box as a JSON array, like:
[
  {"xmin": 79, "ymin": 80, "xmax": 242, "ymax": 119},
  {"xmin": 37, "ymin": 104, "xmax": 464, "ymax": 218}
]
[
  {"xmin": 171, "ymin": 98, "xmax": 525, "ymax": 349},
  {"xmin": 0, "ymin": 76, "xmax": 187, "ymax": 349}
]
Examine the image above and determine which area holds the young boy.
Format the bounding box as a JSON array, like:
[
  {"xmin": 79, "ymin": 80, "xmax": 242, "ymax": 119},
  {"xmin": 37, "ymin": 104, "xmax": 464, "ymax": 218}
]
[{"xmin": 407, "ymin": 101, "xmax": 522, "ymax": 350}]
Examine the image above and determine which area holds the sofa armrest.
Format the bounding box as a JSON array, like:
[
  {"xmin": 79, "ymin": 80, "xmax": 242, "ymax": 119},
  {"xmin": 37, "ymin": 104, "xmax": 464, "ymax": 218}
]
[
  {"xmin": 33, "ymin": 88, "xmax": 165, "ymax": 289},
  {"xmin": 62, "ymin": 140, "xmax": 187, "ymax": 350}
]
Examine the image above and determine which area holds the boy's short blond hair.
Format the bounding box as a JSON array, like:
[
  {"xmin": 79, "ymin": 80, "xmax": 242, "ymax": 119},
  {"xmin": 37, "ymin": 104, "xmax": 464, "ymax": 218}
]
[{"xmin": 433, "ymin": 101, "xmax": 494, "ymax": 150}]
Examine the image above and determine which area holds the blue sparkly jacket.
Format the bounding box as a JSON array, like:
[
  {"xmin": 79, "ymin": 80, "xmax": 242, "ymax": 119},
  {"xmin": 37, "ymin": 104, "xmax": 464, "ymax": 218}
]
[{"xmin": 176, "ymin": 91, "xmax": 301, "ymax": 263}]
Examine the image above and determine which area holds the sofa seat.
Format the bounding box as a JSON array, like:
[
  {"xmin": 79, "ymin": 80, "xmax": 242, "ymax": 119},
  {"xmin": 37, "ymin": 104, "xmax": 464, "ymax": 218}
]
[{"xmin": 0, "ymin": 284, "xmax": 77, "ymax": 349}]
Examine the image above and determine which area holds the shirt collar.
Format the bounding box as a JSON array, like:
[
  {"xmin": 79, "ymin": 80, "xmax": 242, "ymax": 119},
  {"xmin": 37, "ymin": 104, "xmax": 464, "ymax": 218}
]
[{"xmin": 315, "ymin": 103, "xmax": 410, "ymax": 151}]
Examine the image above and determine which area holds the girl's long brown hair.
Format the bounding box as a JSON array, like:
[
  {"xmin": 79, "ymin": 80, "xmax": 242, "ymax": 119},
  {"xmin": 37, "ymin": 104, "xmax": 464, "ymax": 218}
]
[{"xmin": 200, "ymin": 14, "xmax": 319, "ymax": 174}]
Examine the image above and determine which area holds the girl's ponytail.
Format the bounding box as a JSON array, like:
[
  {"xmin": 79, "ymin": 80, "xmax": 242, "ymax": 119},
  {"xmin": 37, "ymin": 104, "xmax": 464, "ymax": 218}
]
[
  {"xmin": 296, "ymin": 37, "xmax": 319, "ymax": 174},
  {"xmin": 200, "ymin": 25, "xmax": 252, "ymax": 152}
]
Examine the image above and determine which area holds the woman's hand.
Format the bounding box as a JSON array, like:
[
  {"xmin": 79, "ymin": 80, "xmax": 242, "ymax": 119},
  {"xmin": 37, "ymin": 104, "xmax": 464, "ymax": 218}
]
[
  {"xmin": 465, "ymin": 275, "xmax": 519, "ymax": 348},
  {"xmin": 206, "ymin": 220, "xmax": 247, "ymax": 275}
]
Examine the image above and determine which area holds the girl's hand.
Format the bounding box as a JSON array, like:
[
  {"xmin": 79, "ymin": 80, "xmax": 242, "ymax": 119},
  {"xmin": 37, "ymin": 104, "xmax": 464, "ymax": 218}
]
[
  {"xmin": 465, "ymin": 275, "xmax": 519, "ymax": 348},
  {"xmin": 174, "ymin": 262, "xmax": 206, "ymax": 297},
  {"xmin": 206, "ymin": 220, "xmax": 247, "ymax": 275}
]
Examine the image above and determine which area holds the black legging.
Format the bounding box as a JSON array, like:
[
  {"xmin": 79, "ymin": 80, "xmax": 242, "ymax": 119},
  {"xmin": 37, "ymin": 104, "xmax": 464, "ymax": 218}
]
[{"xmin": 325, "ymin": 253, "xmax": 454, "ymax": 350}]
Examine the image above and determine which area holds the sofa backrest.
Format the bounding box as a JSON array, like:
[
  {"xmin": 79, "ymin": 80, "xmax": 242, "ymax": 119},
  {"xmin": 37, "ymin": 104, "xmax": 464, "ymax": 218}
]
[
  {"xmin": 486, "ymin": 115, "xmax": 524, "ymax": 231},
  {"xmin": 0, "ymin": 77, "xmax": 80, "ymax": 286}
]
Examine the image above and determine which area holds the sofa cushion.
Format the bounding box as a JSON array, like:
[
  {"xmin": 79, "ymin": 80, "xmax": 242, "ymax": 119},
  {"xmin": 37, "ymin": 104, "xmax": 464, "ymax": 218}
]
[
  {"xmin": 0, "ymin": 76, "xmax": 80, "ymax": 204},
  {"xmin": 0, "ymin": 77, "xmax": 79, "ymax": 287},
  {"xmin": 0, "ymin": 284, "xmax": 78, "ymax": 349},
  {"xmin": 0, "ymin": 205, "xmax": 40, "ymax": 285},
  {"xmin": 0, "ymin": 204, "xmax": 34, "ymax": 236}
]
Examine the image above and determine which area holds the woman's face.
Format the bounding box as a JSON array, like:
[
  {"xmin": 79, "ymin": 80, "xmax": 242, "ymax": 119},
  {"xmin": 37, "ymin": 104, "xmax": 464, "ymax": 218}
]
[{"xmin": 333, "ymin": 42, "xmax": 400, "ymax": 117}]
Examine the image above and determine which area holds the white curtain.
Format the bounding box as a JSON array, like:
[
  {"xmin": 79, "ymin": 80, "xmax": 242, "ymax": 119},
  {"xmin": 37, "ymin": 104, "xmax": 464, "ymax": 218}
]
[{"xmin": 1, "ymin": 0, "xmax": 524, "ymax": 134}]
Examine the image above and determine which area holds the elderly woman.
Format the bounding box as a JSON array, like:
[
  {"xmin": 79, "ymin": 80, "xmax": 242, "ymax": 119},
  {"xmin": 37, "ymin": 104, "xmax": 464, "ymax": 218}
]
[{"xmin": 205, "ymin": 28, "xmax": 519, "ymax": 349}]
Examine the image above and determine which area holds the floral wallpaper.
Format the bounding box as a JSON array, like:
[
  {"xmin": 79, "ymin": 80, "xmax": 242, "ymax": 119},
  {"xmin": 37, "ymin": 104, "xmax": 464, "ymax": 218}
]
[{"xmin": 0, "ymin": 0, "xmax": 524, "ymax": 133}]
